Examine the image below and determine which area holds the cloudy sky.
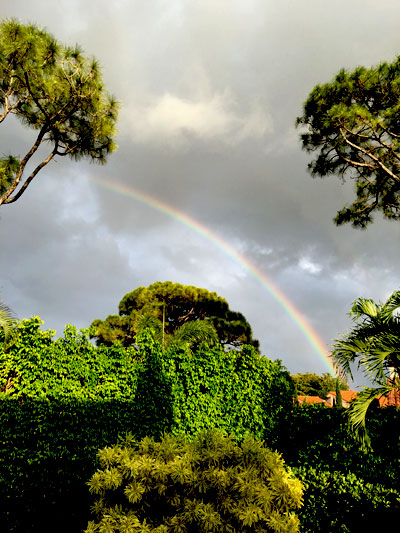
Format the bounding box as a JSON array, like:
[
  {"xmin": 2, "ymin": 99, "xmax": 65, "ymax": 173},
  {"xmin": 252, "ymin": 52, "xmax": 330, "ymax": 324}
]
[{"xmin": 1, "ymin": 0, "xmax": 400, "ymax": 386}]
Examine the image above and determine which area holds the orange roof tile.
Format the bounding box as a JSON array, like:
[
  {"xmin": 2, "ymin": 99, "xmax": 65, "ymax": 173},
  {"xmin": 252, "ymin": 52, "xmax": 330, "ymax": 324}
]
[
  {"xmin": 327, "ymin": 390, "xmax": 358, "ymax": 402},
  {"xmin": 297, "ymin": 395, "xmax": 332, "ymax": 406}
]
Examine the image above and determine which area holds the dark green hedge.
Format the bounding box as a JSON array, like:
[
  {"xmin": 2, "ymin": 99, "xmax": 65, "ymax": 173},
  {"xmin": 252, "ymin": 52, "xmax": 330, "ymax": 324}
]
[
  {"xmin": 0, "ymin": 398, "xmax": 139, "ymax": 531},
  {"xmin": 273, "ymin": 406, "xmax": 400, "ymax": 533}
]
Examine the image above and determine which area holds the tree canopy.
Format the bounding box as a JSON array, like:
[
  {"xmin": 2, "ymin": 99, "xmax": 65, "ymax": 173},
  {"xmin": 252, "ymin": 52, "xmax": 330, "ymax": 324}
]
[
  {"xmin": 0, "ymin": 19, "xmax": 118, "ymax": 205},
  {"xmin": 297, "ymin": 57, "xmax": 400, "ymax": 227},
  {"xmin": 332, "ymin": 291, "xmax": 400, "ymax": 445},
  {"xmin": 90, "ymin": 281, "xmax": 259, "ymax": 350},
  {"xmin": 291, "ymin": 372, "xmax": 348, "ymax": 399}
]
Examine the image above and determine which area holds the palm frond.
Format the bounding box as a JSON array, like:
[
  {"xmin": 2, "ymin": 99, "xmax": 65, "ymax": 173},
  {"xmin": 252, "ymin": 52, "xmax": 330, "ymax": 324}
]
[
  {"xmin": 350, "ymin": 298, "xmax": 379, "ymax": 320},
  {"xmin": 332, "ymin": 290, "xmax": 400, "ymax": 446},
  {"xmin": 135, "ymin": 314, "xmax": 163, "ymax": 338},
  {"xmin": 348, "ymin": 385, "xmax": 393, "ymax": 448},
  {"xmin": 361, "ymin": 345, "xmax": 396, "ymax": 383},
  {"xmin": 380, "ymin": 290, "xmax": 400, "ymax": 322},
  {"xmin": 0, "ymin": 301, "xmax": 16, "ymax": 341},
  {"xmin": 332, "ymin": 337, "xmax": 370, "ymax": 379},
  {"xmin": 168, "ymin": 320, "xmax": 218, "ymax": 349}
]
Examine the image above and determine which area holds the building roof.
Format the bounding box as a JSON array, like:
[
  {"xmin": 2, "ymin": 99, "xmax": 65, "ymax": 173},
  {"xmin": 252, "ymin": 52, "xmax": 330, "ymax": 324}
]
[
  {"xmin": 297, "ymin": 395, "xmax": 332, "ymax": 407},
  {"xmin": 327, "ymin": 390, "xmax": 358, "ymax": 403}
]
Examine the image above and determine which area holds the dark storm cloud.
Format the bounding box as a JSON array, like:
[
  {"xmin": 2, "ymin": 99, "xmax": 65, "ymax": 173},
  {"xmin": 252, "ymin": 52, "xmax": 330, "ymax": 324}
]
[{"xmin": 1, "ymin": 1, "xmax": 400, "ymax": 384}]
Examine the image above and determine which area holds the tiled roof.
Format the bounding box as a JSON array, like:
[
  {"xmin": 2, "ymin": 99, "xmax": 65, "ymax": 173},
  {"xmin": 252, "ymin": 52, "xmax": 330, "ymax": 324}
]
[
  {"xmin": 327, "ymin": 390, "xmax": 358, "ymax": 402},
  {"xmin": 297, "ymin": 395, "xmax": 332, "ymax": 407}
]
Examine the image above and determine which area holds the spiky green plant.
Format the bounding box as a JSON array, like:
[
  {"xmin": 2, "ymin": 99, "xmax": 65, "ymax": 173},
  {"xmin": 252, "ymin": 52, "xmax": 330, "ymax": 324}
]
[{"xmin": 86, "ymin": 429, "xmax": 303, "ymax": 533}]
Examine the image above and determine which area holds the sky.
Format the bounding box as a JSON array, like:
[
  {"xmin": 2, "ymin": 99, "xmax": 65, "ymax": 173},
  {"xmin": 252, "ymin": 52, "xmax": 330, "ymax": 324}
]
[{"xmin": 1, "ymin": 0, "xmax": 400, "ymax": 387}]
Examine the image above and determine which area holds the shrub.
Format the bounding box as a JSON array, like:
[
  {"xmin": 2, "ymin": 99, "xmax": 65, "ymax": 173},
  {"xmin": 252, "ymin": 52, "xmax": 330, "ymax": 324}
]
[
  {"xmin": 166, "ymin": 343, "xmax": 294, "ymax": 441},
  {"xmin": 86, "ymin": 429, "xmax": 303, "ymax": 533},
  {"xmin": 274, "ymin": 406, "xmax": 400, "ymax": 532},
  {"xmin": 294, "ymin": 467, "xmax": 400, "ymax": 533}
]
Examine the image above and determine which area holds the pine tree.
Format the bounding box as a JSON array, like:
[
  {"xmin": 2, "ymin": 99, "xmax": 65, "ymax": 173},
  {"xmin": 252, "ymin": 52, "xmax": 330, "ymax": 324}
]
[{"xmin": 0, "ymin": 20, "xmax": 118, "ymax": 206}]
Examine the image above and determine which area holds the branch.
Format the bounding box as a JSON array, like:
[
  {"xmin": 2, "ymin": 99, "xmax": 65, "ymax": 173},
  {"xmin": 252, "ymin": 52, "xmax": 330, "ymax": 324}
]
[
  {"xmin": 339, "ymin": 128, "xmax": 400, "ymax": 184},
  {"xmin": 341, "ymin": 123, "xmax": 373, "ymax": 140},
  {"xmin": 179, "ymin": 308, "xmax": 196, "ymax": 323},
  {"xmin": 339, "ymin": 153, "xmax": 376, "ymax": 170},
  {"xmin": 24, "ymin": 72, "xmax": 49, "ymax": 119},
  {"xmin": 371, "ymin": 135, "xmax": 400, "ymax": 165},
  {"xmin": 2, "ymin": 146, "xmax": 57, "ymax": 204},
  {"xmin": 0, "ymin": 83, "xmax": 26, "ymax": 123},
  {"xmin": 0, "ymin": 124, "xmax": 49, "ymax": 205}
]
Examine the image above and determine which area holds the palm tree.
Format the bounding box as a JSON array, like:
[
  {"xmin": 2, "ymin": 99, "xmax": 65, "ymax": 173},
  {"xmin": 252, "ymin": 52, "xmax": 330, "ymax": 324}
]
[
  {"xmin": 0, "ymin": 300, "xmax": 16, "ymax": 342},
  {"xmin": 332, "ymin": 291, "xmax": 400, "ymax": 445},
  {"xmin": 166, "ymin": 319, "xmax": 218, "ymax": 350},
  {"xmin": 132, "ymin": 307, "xmax": 218, "ymax": 351}
]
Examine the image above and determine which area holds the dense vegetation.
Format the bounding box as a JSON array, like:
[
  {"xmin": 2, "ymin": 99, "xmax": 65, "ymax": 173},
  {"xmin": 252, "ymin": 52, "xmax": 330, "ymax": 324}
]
[
  {"xmin": 291, "ymin": 372, "xmax": 348, "ymax": 398},
  {"xmin": 0, "ymin": 317, "xmax": 399, "ymax": 532},
  {"xmin": 86, "ymin": 430, "xmax": 303, "ymax": 533},
  {"xmin": 0, "ymin": 317, "xmax": 292, "ymax": 531},
  {"xmin": 276, "ymin": 406, "xmax": 400, "ymax": 532}
]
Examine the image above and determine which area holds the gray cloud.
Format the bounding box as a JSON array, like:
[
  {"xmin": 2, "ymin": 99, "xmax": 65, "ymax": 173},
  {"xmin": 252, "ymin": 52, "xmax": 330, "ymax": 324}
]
[{"xmin": 1, "ymin": 1, "xmax": 400, "ymax": 387}]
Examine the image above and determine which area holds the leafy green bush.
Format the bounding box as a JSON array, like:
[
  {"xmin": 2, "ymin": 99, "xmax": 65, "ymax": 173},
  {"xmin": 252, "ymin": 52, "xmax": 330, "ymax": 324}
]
[
  {"xmin": 0, "ymin": 318, "xmax": 140, "ymax": 401},
  {"xmin": 0, "ymin": 318, "xmax": 293, "ymax": 440},
  {"xmin": 0, "ymin": 397, "xmax": 140, "ymax": 531},
  {"xmin": 166, "ymin": 343, "xmax": 293, "ymax": 440},
  {"xmin": 86, "ymin": 429, "xmax": 303, "ymax": 533}
]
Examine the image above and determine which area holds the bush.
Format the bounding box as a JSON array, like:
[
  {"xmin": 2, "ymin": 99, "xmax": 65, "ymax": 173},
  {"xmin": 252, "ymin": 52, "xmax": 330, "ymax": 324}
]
[
  {"xmin": 294, "ymin": 467, "xmax": 400, "ymax": 533},
  {"xmin": 166, "ymin": 343, "xmax": 294, "ymax": 441},
  {"xmin": 0, "ymin": 397, "xmax": 141, "ymax": 532},
  {"xmin": 86, "ymin": 429, "xmax": 303, "ymax": 533},
  {"xmin": 274, "ymin": 406, "xmax": 400, "ymax": 532}
]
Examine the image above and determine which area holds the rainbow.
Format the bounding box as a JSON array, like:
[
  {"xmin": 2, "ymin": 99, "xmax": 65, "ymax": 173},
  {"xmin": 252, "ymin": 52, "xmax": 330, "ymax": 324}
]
[{"xmin": 92, "ymin": 176, "xmax": 336, "ymax": 375}]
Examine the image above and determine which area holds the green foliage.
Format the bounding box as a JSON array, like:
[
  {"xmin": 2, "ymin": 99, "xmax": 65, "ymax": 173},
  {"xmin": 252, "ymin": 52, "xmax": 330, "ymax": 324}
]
[
  {"xmin": 90, "ymin": 281, "xmax": 259, "ymax": 350},
  {"xmin": 0, "ymin": 317, "xmax": 292, "ymax": 439},
  {"xmin": 86, "ymin": 429, "xmax": 303, "ymax": 533},
  {"xmin": 294, "ymin": 468, "xmax": 400, "ymax": 533},
  {"xmin": 5, "ymin": 316, "xmax": 399, "ymax": 532},
  {"xmin": 297, "ymin": 56, "xmax": 400, "ymax": 227},
  {"xmin": 274, "ymin": 406, "xmax": 400, "ymax": 532},
  {"xmin": 168, "ymin": 344, "xmax": 294, "ymax": 440},
  {"xmin": 0, "ymin": 396, "xmax": 146, "ymax": 532},
  {"xmin": 0, "ymin": 317, "xmax": 140, "ymax": 400},
  {"xmin": 0, "ymin": 317, "xmax": 292, "ymax": 531},
  {"xmin": 132, "ymin": 330, "xmax": 175, "ymax": 438},
  {"xmin": 290, "ymin": 372, "xmax": 348, "ymax": 399},
  {"xmin": 335, "ymin": 378, "xmax": 343, "ymax": 409},
  {"xmin": 332, "ymin": 290, "xmax": 400, "ymax": 444},
  {"xmin": 0, "ymin": 299, "xmax": 16, "ymax": 342},
  {"xmin": 0, "ymin": 19, "xmax": 118, "ymax": 205}
]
